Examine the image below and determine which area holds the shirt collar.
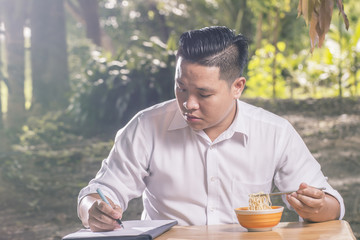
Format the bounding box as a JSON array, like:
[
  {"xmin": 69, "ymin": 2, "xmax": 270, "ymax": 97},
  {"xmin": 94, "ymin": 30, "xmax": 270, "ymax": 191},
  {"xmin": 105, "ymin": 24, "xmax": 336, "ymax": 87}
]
[
  {"xmin": 167, "ymin": 99, "xmax": 250, "ymax": 139},
  {"xmin": 168, "ymin": 107, "xmax": 188, "ymax": 131},
  {"xmin": 230, "ymin": 100, "xmax": 249, "ymax": 137}
]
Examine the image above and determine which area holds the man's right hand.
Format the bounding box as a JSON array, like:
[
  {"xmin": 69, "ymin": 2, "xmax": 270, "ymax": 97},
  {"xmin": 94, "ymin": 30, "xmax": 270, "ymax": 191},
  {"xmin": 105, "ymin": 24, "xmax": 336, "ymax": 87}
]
[{"xmin": 79, "ymin": 193, "xmax": 123, "ymax": 232}]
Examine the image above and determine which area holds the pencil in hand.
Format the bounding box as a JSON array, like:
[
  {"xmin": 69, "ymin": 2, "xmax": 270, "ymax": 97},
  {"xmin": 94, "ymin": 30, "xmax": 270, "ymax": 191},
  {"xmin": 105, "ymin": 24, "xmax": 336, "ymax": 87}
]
[{"xmin": 96, "ymin": 188, "xmax": 125, "ymax": 229}]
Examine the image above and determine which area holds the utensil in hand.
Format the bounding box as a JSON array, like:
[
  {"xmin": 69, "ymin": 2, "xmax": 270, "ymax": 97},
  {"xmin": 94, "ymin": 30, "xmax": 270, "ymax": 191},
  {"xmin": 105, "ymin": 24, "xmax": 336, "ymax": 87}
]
[{"xmin": 258, "ymin": 187, "xmax": 326, "ymax": 197}]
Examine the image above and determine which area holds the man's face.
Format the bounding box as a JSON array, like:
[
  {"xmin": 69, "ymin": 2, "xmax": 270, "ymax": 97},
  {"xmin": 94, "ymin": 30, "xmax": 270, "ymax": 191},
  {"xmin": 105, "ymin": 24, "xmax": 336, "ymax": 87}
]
[{"xmin": 174, "ymin": 57, "xmax": 245, "ymax": 141}]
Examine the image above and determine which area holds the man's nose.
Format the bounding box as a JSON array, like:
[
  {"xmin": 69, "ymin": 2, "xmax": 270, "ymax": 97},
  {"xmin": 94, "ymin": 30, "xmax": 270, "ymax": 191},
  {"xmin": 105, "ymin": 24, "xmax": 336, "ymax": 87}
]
[{"xmin": 183, "ymin": 96, "xmax": 199, "ymax": 110}]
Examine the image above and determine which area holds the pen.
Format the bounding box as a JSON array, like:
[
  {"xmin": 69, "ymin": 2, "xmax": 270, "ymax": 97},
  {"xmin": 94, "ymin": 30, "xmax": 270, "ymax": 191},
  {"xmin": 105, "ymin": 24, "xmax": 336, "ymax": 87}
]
[{"xmin": 96, "ymin": 188, "xmax": 124, "ymax": 228}]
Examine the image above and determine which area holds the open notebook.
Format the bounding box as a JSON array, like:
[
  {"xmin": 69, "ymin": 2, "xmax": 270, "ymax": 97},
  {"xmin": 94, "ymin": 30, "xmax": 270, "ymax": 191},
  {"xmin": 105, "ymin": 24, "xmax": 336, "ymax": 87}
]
[{"xmin": 62, "ymin": 220, "xmax": 178, "ymax": 240}]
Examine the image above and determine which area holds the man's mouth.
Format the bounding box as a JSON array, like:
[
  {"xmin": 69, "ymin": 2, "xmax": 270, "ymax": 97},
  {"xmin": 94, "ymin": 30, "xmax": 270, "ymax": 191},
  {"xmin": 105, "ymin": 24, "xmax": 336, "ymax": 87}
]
[{"xmin": 184, "ymin": 113, "xmax": 200, "ymax": 121}]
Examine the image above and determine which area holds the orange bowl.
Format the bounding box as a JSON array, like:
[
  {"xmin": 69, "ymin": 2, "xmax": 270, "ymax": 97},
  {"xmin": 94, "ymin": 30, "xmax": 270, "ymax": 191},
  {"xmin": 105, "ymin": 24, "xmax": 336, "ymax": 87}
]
[{"xmin": 234, "ymin": 206, "xmax": 284, "ymax": 232}]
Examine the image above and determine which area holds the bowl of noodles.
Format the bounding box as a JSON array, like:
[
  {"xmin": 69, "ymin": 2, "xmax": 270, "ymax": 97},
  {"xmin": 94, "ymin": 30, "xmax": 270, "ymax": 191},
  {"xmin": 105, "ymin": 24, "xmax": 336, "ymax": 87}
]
[{"xmin": 234, "ymin": 192, "xmax": 284, "ymax": 232}]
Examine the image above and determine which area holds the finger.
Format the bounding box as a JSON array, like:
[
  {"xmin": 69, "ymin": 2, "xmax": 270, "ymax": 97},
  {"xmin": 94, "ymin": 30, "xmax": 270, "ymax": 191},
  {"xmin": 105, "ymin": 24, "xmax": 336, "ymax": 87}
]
[
  {"xmin": 89, "ymin": 216, "xmax": 118, "ymax": 232},
  {"xmin": 287, "ymin": 193, "xmax": 314, "ymax": 215},
  {"xmin": 107, "ymin": 197, "xmax": 118, "ymax": 208},
  {"xmin": 295, "ymin": 193, "xmax": 325, "ymax": 211},
  {"xmin": 88, "ymin": 202, "xmax": 119, "ymax": 231},
  {"xmin": 88, "ymin": 209, "xmax": 118, "ymax": 231},
  {"xmin": 97, "ymin": 200, "xmax": 122, "ymax": 220},
  {"xmin": 298, "ymin": 182, "xmax": 308, "ymax": 190},
  {"xmin": 288, "ymin": 191, "xmax": 327, "ymax": 220},
  {"xmin": 297, "ymin": 187, "xmax": 325, "ymax": 200},
  {"xmin": 113, "ymin": 205, "xmax": 123, "ymax": 220},
  {"xmin": 287, "ymin": 193, "xmax": 305, "ymax": 210}
]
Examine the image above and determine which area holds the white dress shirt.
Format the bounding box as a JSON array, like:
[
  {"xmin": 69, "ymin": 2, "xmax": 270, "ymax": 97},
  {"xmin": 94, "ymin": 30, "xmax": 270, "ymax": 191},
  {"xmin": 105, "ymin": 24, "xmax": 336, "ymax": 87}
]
[{"xmin": 78, "ymin": 99, "xmax": 345, "ymax": 226}]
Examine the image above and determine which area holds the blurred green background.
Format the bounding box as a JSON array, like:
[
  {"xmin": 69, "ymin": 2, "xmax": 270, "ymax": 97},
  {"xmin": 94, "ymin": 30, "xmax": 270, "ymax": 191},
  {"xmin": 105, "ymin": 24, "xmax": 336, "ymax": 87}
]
[{"xmin": 0, "ymin": 0, "xmax": 359, "ymax": 239}]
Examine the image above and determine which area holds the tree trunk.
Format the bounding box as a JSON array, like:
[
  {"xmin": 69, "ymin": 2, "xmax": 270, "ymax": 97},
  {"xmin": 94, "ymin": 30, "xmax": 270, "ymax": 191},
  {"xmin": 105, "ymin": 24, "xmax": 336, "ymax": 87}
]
[
  {"xmin": 338, "ymin": 19, "xmax": 343, "ymax": 98},
  {"xmin": 238, "ymin": 0, "xmax": 254, "ymax": 45},
  {"xmin": 255, "ymin": 13, "xmax": 263, "ymax": 49},
  {"xmin": 235, "ymin": 6, "xmax": 245, "ymax": 36},
  {"xmin": 0, "ymin": 82, "xmax": 2, "ymax": 130},
  {"xmin": 3, "ymin": 0, "xmax": 27, "ymax": 129},
  {"xmin": 146, "ymin": 1, "xmax": 170, "ymax": 42},
  {"xmin": 78, "ymin": 0, "xmax": 101, "ymax": 46},
  {"xmin": 272, "ymin": 9, "xmax": 280, "ymax": 99},
  {"xmin": 0, "ymin": 3, "xmax": 3, "ymax": 129},
  {"xmin": 65, "ymin": 0, "xmax": 115, "ymax": 54},
  {"xmin": 30, "ymin": 0, "xmax": 69, "ymax": 113},
  {"xmin": 0, "ymin": 25, "xmax": 4, "ymax": 130},
  {"xmin": 354, "ymin": 55, "xmax": 358, "ymax": 96}
]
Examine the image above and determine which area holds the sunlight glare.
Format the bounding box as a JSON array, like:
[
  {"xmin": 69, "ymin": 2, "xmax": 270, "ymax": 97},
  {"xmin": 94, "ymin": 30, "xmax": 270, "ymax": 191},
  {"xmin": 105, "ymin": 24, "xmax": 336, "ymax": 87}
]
[
  {"xmin": 23, "ymin": 26, "xmax": 31, "ymax": 38},
  {"xmin": 356, "ymin": 39, "xmax": 360, "ymax": 52},
  {"xmin": 0, "ymin": 22, "xmax": 5, "ymax": 41},
  {"xmin": 104, "ymin": 0, "xmax": 116, "ymax": 9}
]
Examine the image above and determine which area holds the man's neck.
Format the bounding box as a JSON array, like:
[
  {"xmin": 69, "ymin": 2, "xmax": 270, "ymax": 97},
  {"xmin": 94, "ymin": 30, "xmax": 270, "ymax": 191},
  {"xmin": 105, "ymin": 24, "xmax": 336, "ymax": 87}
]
[{"xmin": 204, "ymin": 100, "xmax": 238, "ymax": 142}]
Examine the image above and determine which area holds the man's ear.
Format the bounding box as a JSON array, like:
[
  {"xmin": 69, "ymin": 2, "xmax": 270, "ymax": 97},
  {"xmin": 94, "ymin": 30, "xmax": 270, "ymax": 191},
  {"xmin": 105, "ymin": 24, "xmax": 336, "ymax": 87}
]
[{"xmin": 232, "ymin": 77, "xmax": 246, "ymax": 99}]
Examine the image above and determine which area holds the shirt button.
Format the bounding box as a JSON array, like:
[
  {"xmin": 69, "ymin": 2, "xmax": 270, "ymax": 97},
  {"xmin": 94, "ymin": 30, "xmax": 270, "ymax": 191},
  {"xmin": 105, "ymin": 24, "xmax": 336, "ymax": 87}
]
[
  {"xmin": 210, "ymin": 176, "xmax": 217, "ymax": 182},
  {"xmin": 209, "ymin": 145, "xmax": 214, "ymax": 150}
]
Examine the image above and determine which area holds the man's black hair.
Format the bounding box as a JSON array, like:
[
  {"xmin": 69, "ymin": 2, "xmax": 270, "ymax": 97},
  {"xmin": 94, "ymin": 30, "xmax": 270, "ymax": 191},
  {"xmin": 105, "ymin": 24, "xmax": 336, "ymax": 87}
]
[{"xmin": 177, "ymin": 26, "xmax": 248, "ymax": 85}]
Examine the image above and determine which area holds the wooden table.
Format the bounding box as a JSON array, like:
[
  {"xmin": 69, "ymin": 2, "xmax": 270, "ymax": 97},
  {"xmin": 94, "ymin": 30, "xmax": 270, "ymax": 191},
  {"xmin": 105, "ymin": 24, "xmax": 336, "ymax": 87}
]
[{"xmin": 156, "ymin": 220, "xmax": 356, "ymax": 240}]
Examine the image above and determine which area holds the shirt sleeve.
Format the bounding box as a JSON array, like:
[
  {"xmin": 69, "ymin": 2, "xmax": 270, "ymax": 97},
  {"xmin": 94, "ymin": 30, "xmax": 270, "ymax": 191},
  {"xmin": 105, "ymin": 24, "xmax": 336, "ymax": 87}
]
[
  {"xmin": 77, "ymin": 113, "xmax": 150, "ymax": 216},
  {"xmin": 273, "ymin": 121, "xmax": 345, "ymax": 220}
]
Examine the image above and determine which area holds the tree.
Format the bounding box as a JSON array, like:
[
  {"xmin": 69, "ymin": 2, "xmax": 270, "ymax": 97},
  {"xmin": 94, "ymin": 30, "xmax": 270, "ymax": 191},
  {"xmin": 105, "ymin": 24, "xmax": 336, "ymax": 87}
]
[
  {"xmin": 297, "ymin": 0, "xmax": 349, "ymax": 53},
  {"xmin": 78, "ymin": 0, "xmax": 101, "ymax": 46},
  {"xmin": 0, "ymin": 19, "xmax": 4, "ymax": 130},
  {"xmin": 65, "ymin": 0, "xmax": 115, "ymax": 54},
  {"xmin": 2, "ymin": 0, "xmax": 27, "ymax": 129},
  {"xmin": 246, "ymin": 0, "xmax": 292, "ymax": 98},
  {"xmin": 245, "ymin": 41, "xmax": 290, "ymax": 98},
  {"xmin": 325, "ymin": 16, "xmax": 360, "ymax": 97},
  {"xmin": 30, "ymin": 0, "xmax": 69, "ymax": 113}
]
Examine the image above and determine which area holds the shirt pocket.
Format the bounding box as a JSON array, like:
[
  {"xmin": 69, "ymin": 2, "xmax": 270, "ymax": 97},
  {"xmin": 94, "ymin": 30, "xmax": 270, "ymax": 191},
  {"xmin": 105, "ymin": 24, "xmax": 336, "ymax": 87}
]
[{"xmin": 231, "ymin": 179, "xmax": 273, "ymax": 222}]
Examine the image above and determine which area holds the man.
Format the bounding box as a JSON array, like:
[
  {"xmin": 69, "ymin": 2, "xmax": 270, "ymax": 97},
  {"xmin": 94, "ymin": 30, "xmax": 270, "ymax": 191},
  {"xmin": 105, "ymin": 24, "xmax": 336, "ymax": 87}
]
[{"xmin": 78, "ymin": 26, "xmax": 344, "ymax": 232}]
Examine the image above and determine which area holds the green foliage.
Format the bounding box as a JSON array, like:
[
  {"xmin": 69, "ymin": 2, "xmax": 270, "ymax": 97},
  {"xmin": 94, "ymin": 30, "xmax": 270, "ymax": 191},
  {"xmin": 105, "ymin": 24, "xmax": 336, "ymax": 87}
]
[
  {"xmin": 20, "ymin": 111, "xmax": 79, "ymax": 149},
  {"xmin": 68, "ymin": 34, "xmax": 175, "ymax": 130},
  {"xmin": 245, "ymin": 41, "xmax": 290, "ymax": 98},
  {"xmin": 0, "ymin": 110, "xmax": 114, "ymax": 211},
  {"xmin": 67, "ymin": 0, "xmax": 360, "ymax": 108},
  {"xmin": 0, "ymin": 111, "xmax": 82, "ymax": 210}
]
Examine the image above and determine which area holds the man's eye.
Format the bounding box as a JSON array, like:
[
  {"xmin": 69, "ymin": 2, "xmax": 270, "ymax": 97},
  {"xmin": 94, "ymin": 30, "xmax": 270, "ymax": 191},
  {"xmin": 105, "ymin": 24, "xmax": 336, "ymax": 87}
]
[
  {"xmin": 200, "ymin": 94, "xmax": 212, "ymax": 98},
  {"xmin": 176, "ymin": 86, "xmax": 186, "ymax": 92}
]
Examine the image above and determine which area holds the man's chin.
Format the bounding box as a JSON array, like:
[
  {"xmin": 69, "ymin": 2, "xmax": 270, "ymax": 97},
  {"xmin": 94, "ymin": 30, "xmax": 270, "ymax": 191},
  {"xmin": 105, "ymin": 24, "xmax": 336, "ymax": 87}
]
[{"xmin": 187, "ymin": 123, "xmax": 205, "ymax": 131}]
